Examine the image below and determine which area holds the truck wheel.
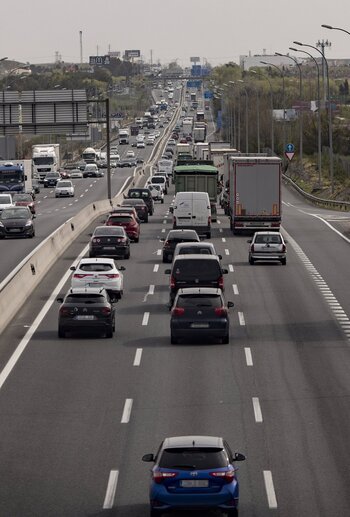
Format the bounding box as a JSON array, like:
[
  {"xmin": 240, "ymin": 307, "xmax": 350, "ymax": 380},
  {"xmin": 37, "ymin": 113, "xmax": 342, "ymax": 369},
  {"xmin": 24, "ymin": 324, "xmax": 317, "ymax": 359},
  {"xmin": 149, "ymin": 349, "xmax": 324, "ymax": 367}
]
[{"xmin": 281, "ymin": 258, "xmax": 287, "ymax": 265}]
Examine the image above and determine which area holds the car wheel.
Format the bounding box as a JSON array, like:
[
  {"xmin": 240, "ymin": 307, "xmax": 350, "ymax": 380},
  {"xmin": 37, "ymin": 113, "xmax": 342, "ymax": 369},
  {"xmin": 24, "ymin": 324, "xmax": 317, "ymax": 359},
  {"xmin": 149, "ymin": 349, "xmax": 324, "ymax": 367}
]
[
  {"xmin": 222, "ymin": 333, "xmax": 230, "ymax": 344},
  {"xmin": 281, "ymin": 257, "xmax": 287, "ymax": 265},
  {"xmin": 206, "ymin": 232, "xmax": 211, "ymax": 239},
  {"xmin": 150, "ymin": 508, "xmax": 162, "ymax": 517},
  {"xmin": 58, "ymin": 327, "xmax": 65, "ymax": 338},
  {"xmin": 171, "ymin": 334, "xmax": 178, "ymax": 345},
  {"xmin": 125, "ymin": 250, "xmax": 130, "ymax": 259},
  {"xmin": 226, "ymin": 509, "xmax": 238, "ymax": 516},
  {"xmin": 249, "ymin": 256, "xmax": 255, "ymax": 265},
  {"xmin": 161, "ymin": 199, "xmax": 164, "ymax": 204},
  {"xmin": 105, "ymin": 326, "xmax": 113, "ymax": 338},
  {"xmin": 134, "ymin": 236, "xmax": 139, "ymax": 243}
]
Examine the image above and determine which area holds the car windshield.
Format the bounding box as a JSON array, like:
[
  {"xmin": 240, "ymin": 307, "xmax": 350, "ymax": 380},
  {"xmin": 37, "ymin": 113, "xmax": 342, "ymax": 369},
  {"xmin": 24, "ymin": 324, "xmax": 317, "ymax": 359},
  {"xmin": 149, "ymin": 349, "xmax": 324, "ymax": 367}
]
[
  {"xmin": 0, "ymin": 197, "xmax": 12, "ymax": 204},
  {"xmin": 65, "ymin": 294, "xmax": 105, "ymax": 303},
  {"xmin": 255, "ymin": 234, "xmax": 282, "ymax": 244},
  {"xmin": 79, "ymin": 263, "xmax": 113, "ymax": 271},
  {"xmin": 108, "ymin": 216, "xmax": 132, "ymax": 223},
  {"xmin": 57, "ymin": 182, "xmax": 71, "ymax": 187},
  {"xmin": 13, "ymin": 194, "xmax": 31, "ymax": 202},
  {"xmin": 173, "ymin": 260, "xmax": 220, "ymax": 280},
  {"xmin": 123, "ymin": 199, "xmax": 145, "ymax": 206},
  {"xmin": 159, "ymin": 448, "xmax": 227, "ymax": 469},
  {"xmin": 177, "ymin": 294, "xmax": 222, "ymax": 308},
  {"xmin": 1, "ymin": 209, "xmax": 29, "ymax": 219},
  {"xmin": 94, "ymin": 227, "xmax": 124, "ymax": 236},
  {"xmin": 177, "ymin": 247, "xmax": 212, "ymax": 255}
]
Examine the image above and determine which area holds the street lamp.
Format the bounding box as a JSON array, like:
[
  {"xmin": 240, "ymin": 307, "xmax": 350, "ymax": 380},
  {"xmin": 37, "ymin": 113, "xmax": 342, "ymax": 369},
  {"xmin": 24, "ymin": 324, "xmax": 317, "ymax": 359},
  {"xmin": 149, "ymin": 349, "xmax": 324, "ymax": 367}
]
[
  {"xmin": 247, "ymin": 73, "xmax": 261, "ymax": 153},
  {"xmin": 261, "ymin": 61, "xmax": 286, "ymax": 158},
  {"xmin": 293, "ymin": 40, "xmax": 334, "ymax": 193},
  {"xmin": 238, "ymin": 80, "xmax": 249, "ymax": 152},
  {"xmin": 251, "ymin": 70, "xmax": 274, "ymax": 153},
  {"xmin": 321, "ymin": 24, "xmax": 350, "ymax": 36},
  {"xmin": 290, "ymin": 46, "xmax": 322, "ymax": 186},
  {"xmin": 229, "ymin": 81, "xmax": 237, "ymax": 149},
  {"xmin": 275, "ymin": 52, "xmax": 303, "ymax": 168}
]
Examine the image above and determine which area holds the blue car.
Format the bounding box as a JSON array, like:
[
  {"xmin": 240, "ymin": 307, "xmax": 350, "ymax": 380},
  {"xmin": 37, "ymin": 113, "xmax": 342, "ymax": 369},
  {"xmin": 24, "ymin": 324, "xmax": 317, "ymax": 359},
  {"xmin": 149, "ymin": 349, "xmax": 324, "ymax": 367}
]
[{"xmin": 142, "ymin": 435, "xmax": 245, "ymax": 516}]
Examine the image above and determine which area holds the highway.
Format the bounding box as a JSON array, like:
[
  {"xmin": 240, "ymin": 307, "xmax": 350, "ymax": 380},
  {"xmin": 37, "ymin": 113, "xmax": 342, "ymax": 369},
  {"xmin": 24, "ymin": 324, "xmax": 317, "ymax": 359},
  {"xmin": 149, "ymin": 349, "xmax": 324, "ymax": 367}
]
[{"xmin": 0, "ymin": 176, "xmax": 350, "ymax": 516}]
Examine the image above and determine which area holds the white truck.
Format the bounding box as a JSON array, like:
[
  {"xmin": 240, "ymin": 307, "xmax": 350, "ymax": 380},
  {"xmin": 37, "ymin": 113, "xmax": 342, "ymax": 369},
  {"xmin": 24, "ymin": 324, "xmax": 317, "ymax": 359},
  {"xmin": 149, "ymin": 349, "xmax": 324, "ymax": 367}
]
[
  {"xmin": 32, "ymin": 144, "xmax": 60, "ymax": 182},
  {"xmin": 182, "ymin": 118, "xmax": 193, "ymax": 136},
  {"xmin": 227, "ymin": 156, "xmax": 282, "ymax": 234},
  {"xmin": 193, "ymin": 124, "xmax": 207, "ymax": 143},
  {"xmin": 119, "ymin": 129, "xmax": 130, "ymax": 145}
]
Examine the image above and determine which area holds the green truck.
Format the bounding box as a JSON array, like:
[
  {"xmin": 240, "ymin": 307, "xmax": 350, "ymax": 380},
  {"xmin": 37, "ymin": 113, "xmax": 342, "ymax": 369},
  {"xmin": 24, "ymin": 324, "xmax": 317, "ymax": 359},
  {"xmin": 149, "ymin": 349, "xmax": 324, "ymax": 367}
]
[{"xmin": 173, "ymin": 164, "xmax": 219, "ymax": 221}]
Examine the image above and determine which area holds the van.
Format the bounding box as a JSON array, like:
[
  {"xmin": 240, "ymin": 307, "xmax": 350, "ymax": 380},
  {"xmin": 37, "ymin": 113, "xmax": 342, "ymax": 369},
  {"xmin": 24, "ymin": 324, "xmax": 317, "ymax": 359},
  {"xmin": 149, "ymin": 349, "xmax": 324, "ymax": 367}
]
[
  {"xmin": 173, "ymin": 192, "xmax": 211, "ymax": 238},
  {"xmin": 165, "ymin": 255, "xmax": 228, "ymax": 304}
]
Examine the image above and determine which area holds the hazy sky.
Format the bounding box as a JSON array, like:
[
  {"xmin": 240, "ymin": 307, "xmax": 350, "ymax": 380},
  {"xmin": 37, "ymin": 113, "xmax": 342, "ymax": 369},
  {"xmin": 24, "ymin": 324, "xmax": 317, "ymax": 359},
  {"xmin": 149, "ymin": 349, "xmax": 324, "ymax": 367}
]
[{"xmin": 2, "ymin": 0, "xmax": 349, "ymax": 66}]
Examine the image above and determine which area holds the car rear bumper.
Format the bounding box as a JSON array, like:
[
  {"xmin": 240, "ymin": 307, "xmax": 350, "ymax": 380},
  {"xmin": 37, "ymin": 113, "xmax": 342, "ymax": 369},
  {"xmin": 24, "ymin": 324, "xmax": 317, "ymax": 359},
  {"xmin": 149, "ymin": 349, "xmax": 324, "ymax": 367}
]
[
  {"xmin": 250, "ymin": 252, "xmax": 286, "ymax": 261},
  {"xmin": 171, "ymin": 320, "xmax": 229, "ymax": 338},
  {"xmin": 173, "ymin": 224, "xmax": 210, "ymax": 235},
  {"xmin": 90, "ymin": 245, "xmax": 129, "ymax": 257},
  {"xmin": 150, "ymin": 485, "xmax": 238, "ymax": 510}
]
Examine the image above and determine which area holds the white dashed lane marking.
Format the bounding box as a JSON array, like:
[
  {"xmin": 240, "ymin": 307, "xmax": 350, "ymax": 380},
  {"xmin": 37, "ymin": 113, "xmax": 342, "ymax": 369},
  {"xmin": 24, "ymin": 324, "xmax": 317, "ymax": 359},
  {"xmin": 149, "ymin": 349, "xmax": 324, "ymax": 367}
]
[
  {"xmin": 263, "ymin": 471, "xmax": 278, "ymax": 509},
  {"xmin": 252, "ymin": 397, "xmax": 263, "ymax": 422},
  {"xmin": 153, "ymin": 264, "xmax": 159, "ymax": 273},
  {"xmin": 142, "ymin": 312, "xmax": 150, "ymax": 326},
  {"xmin": 244, "ymin": 347, "xmax": 253, "ymax": 366},
  {"xmin": 121, "ymin": 399, "xmax": 133, "ymax": 423},
  {"xmin": 133, "ymin": 348, "xmax": 143, "ymax": 366},
  {"xmin": 103, "ymin": 470, "xmax": 119, "ymax": 509}
]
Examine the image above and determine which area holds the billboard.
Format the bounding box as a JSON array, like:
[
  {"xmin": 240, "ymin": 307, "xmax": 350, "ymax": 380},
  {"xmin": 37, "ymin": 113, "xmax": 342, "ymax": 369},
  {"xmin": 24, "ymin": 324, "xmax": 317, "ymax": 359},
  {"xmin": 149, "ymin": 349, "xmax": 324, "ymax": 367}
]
[
  {"xmin": 124, "ymin": 50, "xmax": 141, "ymax": 59},
  {"xmin": 89, "ymin": 55, "xmax": 111, "ymax": 66},
  {"xmin": 190, "ymin": 57, "xmax": 200, "ymax": 62}
]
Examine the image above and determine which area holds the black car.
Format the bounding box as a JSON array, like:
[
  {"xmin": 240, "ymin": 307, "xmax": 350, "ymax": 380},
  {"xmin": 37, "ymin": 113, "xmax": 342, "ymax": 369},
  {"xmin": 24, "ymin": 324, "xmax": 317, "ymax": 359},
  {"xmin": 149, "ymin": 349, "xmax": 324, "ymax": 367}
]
[
  {"xmin": 161, "ymin": 229, "xmax": 200, "ymax": 263},
  {"xmin": 126, "ymin": 188, "xmax": 154, "ymax": 215},
  {"xmin": 170, "ymin": 287, "xmax": 234, "ymax": 344},
  {"xmin": 117, "ymin": 160, "xmax": 136, "ymax": 168},
  {"xmin": 89, "ymin": 225, "xmax": 130, "ymax": 259},
  {"xmin": 0, "ymin": 206, "xmax": 35, "ymax": 239},
  {"xmin": 43, "ymin": 172, "xmax": 61, "ymax": 187},
  {"xmin": 57, "ymin": 287, "xmax": 116, "ymax": 338},
  {"xmin": 165, "ymin": 255, "xmax": 229, "ymax": 304},
  {"xmin": 121, "ymin": 198, "xmax": 148, "ymax": 222}
]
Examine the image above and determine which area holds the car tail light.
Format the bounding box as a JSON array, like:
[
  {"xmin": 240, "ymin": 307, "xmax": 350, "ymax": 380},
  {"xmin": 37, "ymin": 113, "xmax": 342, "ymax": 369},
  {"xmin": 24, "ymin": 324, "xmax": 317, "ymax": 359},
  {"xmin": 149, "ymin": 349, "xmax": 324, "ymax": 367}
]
[
  {"xmin": 215, "ymin": 307, "xmax": 227, "ymax": 317},
  {"xmin": 172, "ymin": 307, "xmax": 185, "ymax": 316},
  {"xmin": 282, "ymin": 243, "xmax": 286, "ymax": 252},
  {"xmin": 210, "ymin": 469, "xmax": 235, "ymax": 483},
  {"xmin": 73, "ymin": 273, "xmax": 93, "ymax": 279},
  {"xmin": 92, "ymin": 238, "xmax": 100, "ymax": 243},
  {"xmin": 218, "ymin": 276, "xmax": 224, "ymax": 289},
  {"xmin": 59, "ymin": 307, "xmax": 70, "ymax": 315},
  {"xmin": 208, "ymin": 215, "xmax": 211, "ymax": 225},
  {"xmin": 104, "ymin": 274, "xmax": 119, "ymax": 278},
  {"xmin": 101, "ymin": 307, "xmax": 111, "ymax": 315},
  {"xmin": 117, "ymin": 237, "xmax": 127, "ymax": 243},
  {"xmin": 152, "ymin": 471, "xmax": 178, "ymax": 484},
  {"xmin": 271, "ymin": 222, "xmax": 280, "ymax": 227},
  {"xmin": 164, "ymin": 240, "xmax": 170, "ymax": 248},
  {"xmin": 170, "ymin": 276, "xmax": 176, "ymax": 289},
  {"xmin": 173, "ymin": 217, "xmax": 176, "ymax": 226},
  {"xmin": 251, "ymin": 244, "xmax": 255, "ymax": 252}
]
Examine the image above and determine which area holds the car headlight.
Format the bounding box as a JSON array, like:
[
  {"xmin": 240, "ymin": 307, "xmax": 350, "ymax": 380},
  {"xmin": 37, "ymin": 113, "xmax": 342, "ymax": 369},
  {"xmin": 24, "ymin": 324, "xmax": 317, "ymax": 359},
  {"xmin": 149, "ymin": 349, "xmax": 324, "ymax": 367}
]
[
  {"xmin": 0, "ymin": 221, "xmax": 4, "ymax": 227},
  {"xmin": 25, "ymin": 220, "xmax": 33, "ymax": 227}
]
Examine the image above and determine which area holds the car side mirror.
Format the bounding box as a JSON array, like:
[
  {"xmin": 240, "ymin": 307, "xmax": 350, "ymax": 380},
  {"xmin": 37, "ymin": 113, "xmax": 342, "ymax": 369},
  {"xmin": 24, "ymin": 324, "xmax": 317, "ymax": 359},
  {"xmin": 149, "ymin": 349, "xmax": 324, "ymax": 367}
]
[
  {"xmin": 70, "ymin": 266, "xmax": 76, "ymax": 271},
  {"xmin": 142, "ymin": 453, "xmax": 155, "ymax": 462},
  {"xmin": 218, "ymin": 254, "xmax": 222, "ymax": 260},
  {"xmin": 227, "ymin": 301, "xmax": 234, "ymax": 308},
  {"xmin": 160, "ymin": 238, "xmax": 165, "ymax": 242},
  {"xmin": 119, "ymin": 266, "xmax": 126, "ymax": 271},
  {"xmin": 164, "ymin": 269, "xmax": 171, "ymax": 274},
  {"xmin": 247, "ymin": 239, "xmax": 252, "ymax": 243},
  {"xmin": 222, "ymin": 269, "xmax": 228, "ymax": 274},
  {"xmin": 56, "ymin": 297, "xmax": 64, "ymax": 303},
  {"xmin": 32, "ymin": 214, "xmax": 36, "ymax": 219},
  {"xmin": 234, "ymin": 452, "xmax": 246, "ymax": 462},
  {"xmin": 88, "ymin": 233, "xmax": 92, "ymax": 237}
]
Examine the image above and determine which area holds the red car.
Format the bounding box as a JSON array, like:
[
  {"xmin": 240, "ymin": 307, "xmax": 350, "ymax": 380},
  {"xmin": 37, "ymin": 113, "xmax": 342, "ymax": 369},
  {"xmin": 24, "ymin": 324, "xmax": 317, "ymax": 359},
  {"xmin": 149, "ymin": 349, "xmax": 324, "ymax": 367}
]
[
  {"xmin": 12, "ymin": 193, "xmax": 36, "ymax": 214},
  {"xmin": 105, "ymin": 213, "xmax": 140, "ymax": 242}
]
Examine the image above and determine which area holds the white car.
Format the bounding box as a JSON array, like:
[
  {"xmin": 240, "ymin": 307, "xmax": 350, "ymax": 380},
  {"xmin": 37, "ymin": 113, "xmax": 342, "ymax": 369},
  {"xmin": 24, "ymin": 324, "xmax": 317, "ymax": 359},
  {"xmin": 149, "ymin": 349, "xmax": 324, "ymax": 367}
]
[
  {"xmin": 137, "ymin": 141, "xmax": 145, "ymax": 149},
  {"xmin": 55, "ymin": 180, "xmax": 75, "ymax": 197},
  {"xmin": 110, "ymin": 153, "xmax": 120, "ymax": 161},
  {"xmin": 69, "ymin": 169, "xmax": 83, "ymax": 179},
  {"xmin": 0, "ymin": 193, "xmax": 14, "ymax": 213},
  {"xmin": 70, "ymin": 258, "xmax": 125, "ymax": 300},
  {"xmin": 167, "ymin": 139, "xmax": 176, "ymax": 146},
  {"xmin": 147, "ymin": 184, "xmax": 164, "ymax": 203},
  {"xmin": 248, "ymin": 231, "xmax": 287, "ymax": 265},
  {"xmin": 126, "ymin": 150, "xmax": 135, "ymax": 158}
]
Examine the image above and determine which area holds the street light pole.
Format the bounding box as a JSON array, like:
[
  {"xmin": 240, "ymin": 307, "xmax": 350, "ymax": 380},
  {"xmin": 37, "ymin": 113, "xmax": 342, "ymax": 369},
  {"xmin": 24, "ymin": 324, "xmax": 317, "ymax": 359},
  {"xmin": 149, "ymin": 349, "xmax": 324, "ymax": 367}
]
[
  {"xmin": 238, "ymin": 80, "xmax": 249, "ymax": 152},
  {"xmin": 290, "ymin": 46, "xmax": 322, "ymax": 186},
  {"xmin": 276, "ymin": 52, "xmax": 303, "ymax": 168},
  {"xmin": 252, "ymin": 70, "xmax": 274, "ymax": 154},
  {"xmin": 248, "ymin": 74, "xmax": 261, "ymax": 153},
  {"xmin": 261, "ymin": 61, "xmax": 285, "ymax": 158},
  {"xmin": 293, "ymin": 41, "xmax": 334, "ymax": 193}
]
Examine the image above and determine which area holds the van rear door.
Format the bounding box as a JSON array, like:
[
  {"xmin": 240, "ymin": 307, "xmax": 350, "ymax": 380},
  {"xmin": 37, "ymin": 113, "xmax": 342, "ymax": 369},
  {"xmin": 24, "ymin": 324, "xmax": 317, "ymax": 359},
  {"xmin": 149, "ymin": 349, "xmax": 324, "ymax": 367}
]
[{"xmin": 193, "ymin": 194, "xmax": 209, "ymax": 227}]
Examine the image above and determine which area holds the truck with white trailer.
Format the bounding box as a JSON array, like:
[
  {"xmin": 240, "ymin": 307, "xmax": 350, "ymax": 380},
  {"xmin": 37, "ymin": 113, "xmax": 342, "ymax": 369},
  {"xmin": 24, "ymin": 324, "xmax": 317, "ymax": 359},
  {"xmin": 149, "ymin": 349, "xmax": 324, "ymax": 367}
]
[
  {"xmin": 227, "ymin": 156, "xmax": 282, "ymax": 234},
  {"xmin": 32, "ymin": 144, "xmax": 60, "ymax": 182}
]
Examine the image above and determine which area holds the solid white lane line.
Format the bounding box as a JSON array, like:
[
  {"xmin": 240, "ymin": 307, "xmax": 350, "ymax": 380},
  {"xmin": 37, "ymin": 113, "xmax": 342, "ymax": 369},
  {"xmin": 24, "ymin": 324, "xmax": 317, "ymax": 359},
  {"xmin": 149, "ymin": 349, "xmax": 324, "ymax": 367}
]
[
  {"xmin": 225, "ymin": 249, "xmax": 230, "ymax": 255},
  {"xmin": 142, "ymin": 312, "xmax": 150, "ymax": 325},
  {"xmin": 103, "ymin": 470, "xmax": 119, "ymax": 509},
  {"xmin": 229, "ymin": 264, "xmax": 234, "ymax": 272},
  {"xmin": 238, "ymin": 312, "xmax": 245, "ymax": 326},
  {"xmin": 153, "ymin": 264, "xmax": 159, "ymax": 272},
  {"xmin": 252, "ymin": 397, "xmax": 263, "ymax": 422},
  {"xmin": 232, "ymin": 284, "xmax": 239, "ymax": 295},
  {"xmin": 157, "ymin": 249, "xmax": 161, "ymax": 256},
  {"xmin": 244, "ymin": 347, "xmax": 253, "ymax": 366},
  {"xmin": 263, "ymin": 470, "xmax": 278, "ymax": 508},
  {"xmin": 222, "ymin": 237, "xmax": 226, "ymax": 243},
  {"xmin": 121, "ymin": 398, "xmax": 133, "ymax": 423},
  {"xmin": 133, "ymin": 348, "xmax": 143, "ymax": 366},
  {"xmin": 0, "ymin": 244, "xmax": 89, "ymax": 391}
]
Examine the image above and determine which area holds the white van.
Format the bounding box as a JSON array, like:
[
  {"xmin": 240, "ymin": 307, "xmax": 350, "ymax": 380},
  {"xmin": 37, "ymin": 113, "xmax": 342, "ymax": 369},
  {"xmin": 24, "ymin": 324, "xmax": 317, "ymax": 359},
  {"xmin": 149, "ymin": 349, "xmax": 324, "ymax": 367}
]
[{"xmin": 173, "ymin": 192, "xmax": 211, "ymax": 238}]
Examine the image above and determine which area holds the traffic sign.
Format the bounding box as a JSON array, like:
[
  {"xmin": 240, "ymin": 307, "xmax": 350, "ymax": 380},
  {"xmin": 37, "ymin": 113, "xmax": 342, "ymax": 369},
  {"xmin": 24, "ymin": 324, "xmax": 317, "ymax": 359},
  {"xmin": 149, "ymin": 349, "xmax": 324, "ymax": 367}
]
[
  {"xmin": 89, "ymin": 55, "xmax": 111, "ymax": 66},
  {"xmin": 285, "ymin": 152, "xmax": 295, "ymax": 161},
  {"xmin": 285, "ymin": 143, "xmax": 294, "ymax": 153}
]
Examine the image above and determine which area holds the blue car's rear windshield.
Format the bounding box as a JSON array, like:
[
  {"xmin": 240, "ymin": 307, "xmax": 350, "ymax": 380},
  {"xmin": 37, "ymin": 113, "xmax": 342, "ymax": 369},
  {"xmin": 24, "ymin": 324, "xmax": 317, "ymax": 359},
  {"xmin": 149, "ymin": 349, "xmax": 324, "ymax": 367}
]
[{"xmin": 159, "ymin": 448, "xmax": 227, "ymax": 469}]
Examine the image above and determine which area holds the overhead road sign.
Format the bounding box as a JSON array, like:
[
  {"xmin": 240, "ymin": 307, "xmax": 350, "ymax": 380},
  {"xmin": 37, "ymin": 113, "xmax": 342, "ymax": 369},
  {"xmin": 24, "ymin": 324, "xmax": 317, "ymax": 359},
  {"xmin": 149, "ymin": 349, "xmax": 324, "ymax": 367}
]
[
  {"xmin": 124, "ymin": 50, "xmax": 140, "ymax": 59},
  {"xmin": 0, "ymin": 89, "xmax": 88, "ymax": 135},
  {"xmin": 190, "ymin": 57, "xmax": 200, "ymax": 63},
  {"xmin": 89, "ymin": 55, "xmax": 111, "ymax": 66},
  {"xmin": 187, "ymin": 80, "xmax": 202, "ymax": 88},
  {"xmin": 204, "ymin": 90, "xmax": 213, "ymax": 99}
]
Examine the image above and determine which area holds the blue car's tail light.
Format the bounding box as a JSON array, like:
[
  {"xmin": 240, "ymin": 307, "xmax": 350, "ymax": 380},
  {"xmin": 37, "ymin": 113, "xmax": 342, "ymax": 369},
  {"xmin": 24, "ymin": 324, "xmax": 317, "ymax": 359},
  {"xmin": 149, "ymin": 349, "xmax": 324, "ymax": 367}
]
[
  {"xmin": 210, "ymin": 469, "xmax": 235, "ymax": 483},
  {"xmin": 153, "ymin": 471, "xmax": 178, "ymax": 484}
]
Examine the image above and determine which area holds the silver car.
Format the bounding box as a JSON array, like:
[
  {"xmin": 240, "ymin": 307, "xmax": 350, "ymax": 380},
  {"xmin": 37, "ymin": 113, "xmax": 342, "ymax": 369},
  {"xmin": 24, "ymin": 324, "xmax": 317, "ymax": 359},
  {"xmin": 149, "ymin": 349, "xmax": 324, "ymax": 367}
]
[
  {"xmin": 248, "ymin": 231, "xmax": 287, "ymax": 265},
  {"xmin": 55, "ymin": 180, "xmax": 75, "ymax": 197}
]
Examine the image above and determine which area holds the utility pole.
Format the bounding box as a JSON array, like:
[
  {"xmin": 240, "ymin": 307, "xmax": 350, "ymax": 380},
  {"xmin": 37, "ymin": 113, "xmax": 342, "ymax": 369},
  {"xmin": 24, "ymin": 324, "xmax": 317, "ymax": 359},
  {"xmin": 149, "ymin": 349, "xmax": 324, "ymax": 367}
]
[
  {"xmin": 79, "ymin": 31, "xmax": 83, "ymax": 64},
  {"xmin": 316, "ymin": 39, "xmax": 331, "ymax": 102}
]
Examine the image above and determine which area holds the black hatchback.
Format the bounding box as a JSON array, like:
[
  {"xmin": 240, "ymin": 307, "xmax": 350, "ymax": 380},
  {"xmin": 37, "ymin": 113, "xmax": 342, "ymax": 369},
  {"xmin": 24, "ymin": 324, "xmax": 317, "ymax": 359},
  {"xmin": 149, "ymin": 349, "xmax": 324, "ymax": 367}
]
[
  {"xmin": 165, "ymin": 255, "xmax": 229, "ymax": 304},
  {"xmin": 161, "ymin": 229, "xmax": 200, "ymax": 263},
  {"xmin": 126, "ymin": 188, "xmax": 154, "ymax": 215},
  {"xmin": 89, "ymin": 225, "xmax": 130, "ymax": 259},
  {"xmin": 170, "ymin": 288, "xmax": 234, "ymax": 344}
]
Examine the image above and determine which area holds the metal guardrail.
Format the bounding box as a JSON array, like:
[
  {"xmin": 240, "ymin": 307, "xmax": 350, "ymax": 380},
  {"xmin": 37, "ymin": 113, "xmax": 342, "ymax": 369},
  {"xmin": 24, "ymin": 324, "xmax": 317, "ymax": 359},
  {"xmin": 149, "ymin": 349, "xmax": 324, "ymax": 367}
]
[{"xmin": 283, "ymin": 174, "xmax": 350, "ymax": 211}]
